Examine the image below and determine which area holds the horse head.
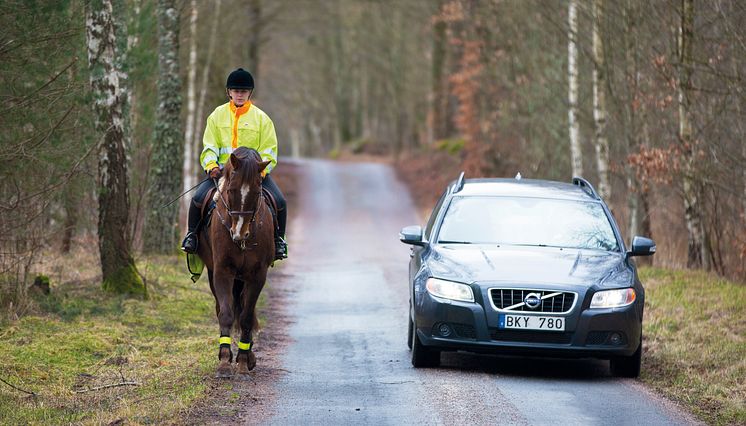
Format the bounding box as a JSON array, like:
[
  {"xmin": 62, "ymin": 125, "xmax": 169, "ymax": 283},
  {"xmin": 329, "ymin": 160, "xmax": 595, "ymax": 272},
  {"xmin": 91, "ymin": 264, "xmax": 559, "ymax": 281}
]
[{"xmin": 218, "ymin": 147, "xmax": 270, "ymax": 244}]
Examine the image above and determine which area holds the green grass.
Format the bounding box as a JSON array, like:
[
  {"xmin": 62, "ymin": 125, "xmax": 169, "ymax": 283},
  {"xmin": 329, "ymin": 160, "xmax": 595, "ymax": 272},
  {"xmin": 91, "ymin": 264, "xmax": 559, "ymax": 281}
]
[
  {"xmin": 640, "ymin": 267, "xmax": 745, "ymax": 425},
  {"xmin": 0, "ymin": 254, "xmax": 267, "ymax": 425}
]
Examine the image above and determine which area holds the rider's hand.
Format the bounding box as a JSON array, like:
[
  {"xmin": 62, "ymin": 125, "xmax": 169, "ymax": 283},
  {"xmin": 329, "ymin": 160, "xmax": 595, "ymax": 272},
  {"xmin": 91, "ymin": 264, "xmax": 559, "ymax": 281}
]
[{"xmin": 209, "ymin": 167, "xmax": 222, "ymax": 179}]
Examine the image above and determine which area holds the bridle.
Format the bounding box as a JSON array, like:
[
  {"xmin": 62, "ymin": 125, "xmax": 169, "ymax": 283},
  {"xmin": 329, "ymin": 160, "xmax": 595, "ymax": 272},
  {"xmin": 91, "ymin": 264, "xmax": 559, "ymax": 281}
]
[{"xmin": 213, "ymin": 176, "xmax": 264, "ymax": 250}]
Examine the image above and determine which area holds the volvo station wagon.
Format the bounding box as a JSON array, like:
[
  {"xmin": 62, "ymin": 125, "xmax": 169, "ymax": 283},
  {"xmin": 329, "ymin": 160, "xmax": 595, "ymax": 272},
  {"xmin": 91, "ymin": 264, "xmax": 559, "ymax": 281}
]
[{"xmin": 399, "ymin": 174, "xmax": 656, "ymax": 377}]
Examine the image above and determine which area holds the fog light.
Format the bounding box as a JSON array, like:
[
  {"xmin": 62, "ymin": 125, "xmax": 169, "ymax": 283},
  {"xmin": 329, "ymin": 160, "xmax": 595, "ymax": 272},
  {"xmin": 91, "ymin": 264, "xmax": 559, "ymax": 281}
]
[
  {"xmin": 438, "ymin": 323, "xmax": 453, "ymax": 337},
  {"xmin": 609, "ymin": 332, "xmax": 622, "ymax": 345}
]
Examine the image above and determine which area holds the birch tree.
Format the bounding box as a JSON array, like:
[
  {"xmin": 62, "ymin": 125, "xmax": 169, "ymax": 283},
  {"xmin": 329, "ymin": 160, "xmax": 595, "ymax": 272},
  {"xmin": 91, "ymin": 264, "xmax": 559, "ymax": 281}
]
[
  {"xmin": 592, "ymin": 0, "xmax": 610, "ymax": 199},
  {"xmin": 568, "ymin": 0, "xmax": 583, "ymax": 177},
  {"xmin": 181, "ymin": 0, "xmax": 199, "ymax": 224},
  {"xmin": 144, "ymin": 0, "xmax": 183, "ymax": 253},
  {"xmin": 678, "ymin": 0, "xmax": 710, "ymax": 269},
  {"xmin": 86, "ymin": 0, "xmax": 145, "ymax": 295}
]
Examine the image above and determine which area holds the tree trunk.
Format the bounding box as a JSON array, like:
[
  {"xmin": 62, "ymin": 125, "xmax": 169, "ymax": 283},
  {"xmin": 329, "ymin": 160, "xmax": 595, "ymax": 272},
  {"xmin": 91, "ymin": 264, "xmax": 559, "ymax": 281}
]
[
  {"xmin": 248, "ymin": 0, "xmax": 262, "ymax": 82},
  {"xmin": 194, "ymin": 0, "xmax": 221, "ymax": 167},
  {"xmin": 568, "ymin": 0, "xmax": 583, "ymax": 177},
  {"xmin": 143, "ymin": 0, "xmax": 183, "ymax": 253},
  {"xmin": 592, "ymin": 0, "xmax": 610, "ymax": 199},
  {"xmin": 431, "ymin": 5, "xmax": 447, "ymax": 143},
  {"xmin": 86, "ymin": 0, "xmax": 145, "ymax": 295},
  {"xmin": 181, "ymin": 0, "xmax": 198, "ymax": 229},
  {"xmin": 678, "ymin": 0, "xmax": 710, "ymax": 270}
]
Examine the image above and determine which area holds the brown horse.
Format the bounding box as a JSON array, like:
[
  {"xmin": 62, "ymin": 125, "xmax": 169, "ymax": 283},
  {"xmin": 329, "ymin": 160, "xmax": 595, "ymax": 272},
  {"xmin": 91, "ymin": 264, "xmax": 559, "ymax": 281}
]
[{"xmin": 197, "ymin": 147, "xmax": 275, "ymax": 378}]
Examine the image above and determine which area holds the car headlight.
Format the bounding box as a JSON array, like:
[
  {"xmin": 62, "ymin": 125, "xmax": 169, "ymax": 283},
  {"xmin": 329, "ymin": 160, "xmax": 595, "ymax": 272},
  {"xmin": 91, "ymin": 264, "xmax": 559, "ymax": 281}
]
[
  {"xmin": 590, "ymin": 288, "xmax": 636, "ymax": 308},
  {"xmin": 426, "ymin": 278, "xmax": 474, "ymax": 302}
]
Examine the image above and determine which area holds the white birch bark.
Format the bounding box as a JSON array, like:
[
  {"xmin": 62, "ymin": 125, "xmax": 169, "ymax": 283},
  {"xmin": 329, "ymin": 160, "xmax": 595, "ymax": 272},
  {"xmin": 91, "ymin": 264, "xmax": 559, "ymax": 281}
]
[
  {"xmin": 194, "ymin": 0, "xmax": 222, "ymax": 167},
  {"xmin": 181, "ymin": 0, "xmax": 198, "ymax": 224},
  {"xmin": 568, "ymin": 0, "xmax": 583, "ymax": 177},
  {"xmin": 592, "ymin": 0, "xmax": 610, "ymax": 200},
  {"xmin": 86, "ymin": 0, "xmax": 144, "ymax": 294}
]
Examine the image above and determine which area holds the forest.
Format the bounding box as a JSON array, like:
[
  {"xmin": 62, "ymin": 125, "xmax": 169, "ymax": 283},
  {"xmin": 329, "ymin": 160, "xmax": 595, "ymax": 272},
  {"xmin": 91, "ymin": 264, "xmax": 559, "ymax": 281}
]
[{"xmin": 1, "ymin": 0, "xmax": 744, "ymax": 309}]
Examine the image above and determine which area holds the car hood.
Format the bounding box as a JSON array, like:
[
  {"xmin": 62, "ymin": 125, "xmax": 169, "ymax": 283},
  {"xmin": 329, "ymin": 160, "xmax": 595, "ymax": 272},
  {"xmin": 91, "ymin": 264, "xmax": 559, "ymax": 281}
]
[{"xmin": 426, "ymin": 245, "xmax": 632, "ymax": 287}]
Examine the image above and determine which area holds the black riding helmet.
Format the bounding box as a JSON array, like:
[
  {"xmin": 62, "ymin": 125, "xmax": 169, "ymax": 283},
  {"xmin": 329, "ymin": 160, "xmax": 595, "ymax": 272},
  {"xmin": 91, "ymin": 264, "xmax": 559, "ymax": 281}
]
[{"xmin": 226, "ymin": 68, "xmax": 254, "ymax": 90}]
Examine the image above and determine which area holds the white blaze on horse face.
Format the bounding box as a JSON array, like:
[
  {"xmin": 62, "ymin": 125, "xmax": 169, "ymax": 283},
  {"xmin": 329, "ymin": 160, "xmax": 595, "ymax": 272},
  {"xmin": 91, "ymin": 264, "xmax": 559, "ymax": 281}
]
[{"xmin": 232, "ymin": 182, "xmax": 252, "ymax": 240}]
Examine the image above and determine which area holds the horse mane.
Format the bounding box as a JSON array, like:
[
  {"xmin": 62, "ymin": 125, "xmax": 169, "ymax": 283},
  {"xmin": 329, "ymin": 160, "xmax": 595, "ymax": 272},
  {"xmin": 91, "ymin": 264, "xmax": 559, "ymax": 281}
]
[{"xmin": 225, "ymin": 147, "xmax": 262, "ymax": 184}]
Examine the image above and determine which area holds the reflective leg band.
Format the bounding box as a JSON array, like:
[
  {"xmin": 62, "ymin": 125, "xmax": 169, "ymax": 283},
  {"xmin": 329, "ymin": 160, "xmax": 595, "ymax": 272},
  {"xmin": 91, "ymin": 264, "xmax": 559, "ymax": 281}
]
[
  {"xmin": 219, "ymin": 336, "xmax": 232, "ymax": 345},
  {"xmin": 238, "ymin": 341, "xmax": 252, "ymax": 351}
]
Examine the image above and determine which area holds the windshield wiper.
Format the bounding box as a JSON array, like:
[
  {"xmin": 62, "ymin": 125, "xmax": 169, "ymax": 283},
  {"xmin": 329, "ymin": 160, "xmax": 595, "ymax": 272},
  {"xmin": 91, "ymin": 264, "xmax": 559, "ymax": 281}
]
[{"xmin": 438, "ymin": 240, "xmax": 473, "ymax": 244}]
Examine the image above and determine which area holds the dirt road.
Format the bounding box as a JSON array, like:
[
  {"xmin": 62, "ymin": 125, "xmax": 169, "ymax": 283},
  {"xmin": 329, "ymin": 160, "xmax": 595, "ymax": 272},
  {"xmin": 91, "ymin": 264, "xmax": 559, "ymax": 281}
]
[{"xmin": 260, "ymin": 158, "xmax": 697, "ymax": 425}]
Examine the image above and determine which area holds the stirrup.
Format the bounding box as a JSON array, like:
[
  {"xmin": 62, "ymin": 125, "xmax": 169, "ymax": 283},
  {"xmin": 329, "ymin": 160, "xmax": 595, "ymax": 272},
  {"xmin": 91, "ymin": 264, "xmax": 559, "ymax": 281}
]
[{"xmin": 181, "ymin": 232, "xmax": 198, "ymax": 253}]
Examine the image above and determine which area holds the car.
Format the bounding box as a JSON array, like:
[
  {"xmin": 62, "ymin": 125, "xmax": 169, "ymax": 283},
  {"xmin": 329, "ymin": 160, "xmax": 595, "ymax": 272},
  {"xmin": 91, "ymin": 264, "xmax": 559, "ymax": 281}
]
[{"xmin": 399, "ymin": 173, "xmax": 656, "ymax": 377}]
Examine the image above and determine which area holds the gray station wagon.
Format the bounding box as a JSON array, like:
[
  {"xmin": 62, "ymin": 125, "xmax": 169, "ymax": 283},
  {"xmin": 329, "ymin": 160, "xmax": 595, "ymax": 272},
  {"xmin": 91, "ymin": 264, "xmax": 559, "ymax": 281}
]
[{"xmin": 400, "ymin": 174, "xmax": 656, "ymax": 377}]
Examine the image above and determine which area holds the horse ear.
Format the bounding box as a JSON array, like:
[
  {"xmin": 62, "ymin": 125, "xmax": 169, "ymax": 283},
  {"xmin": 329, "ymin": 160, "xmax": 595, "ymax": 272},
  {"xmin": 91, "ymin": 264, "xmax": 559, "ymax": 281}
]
[
  {"xmin": 258, "ymin": 160, "xmax": 271, "ymax": 173},
  {"xmin": 230, "ymin": 153, "xmax": 241, "ymax": 170}
]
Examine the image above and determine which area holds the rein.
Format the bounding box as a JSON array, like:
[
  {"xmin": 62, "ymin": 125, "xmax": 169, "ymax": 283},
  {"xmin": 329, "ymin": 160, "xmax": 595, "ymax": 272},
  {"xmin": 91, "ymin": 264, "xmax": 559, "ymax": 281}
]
[{"xmin": 213, "ymin": 177, "xmax": 265, "ymax": 251}]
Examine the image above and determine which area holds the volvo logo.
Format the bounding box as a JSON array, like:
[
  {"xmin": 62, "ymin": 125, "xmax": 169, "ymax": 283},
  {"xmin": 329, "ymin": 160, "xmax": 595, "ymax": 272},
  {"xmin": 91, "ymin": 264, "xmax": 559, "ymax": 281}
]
[{"xmin": 524, "ymin": 293, "xmax": 542, "ymax": 309}]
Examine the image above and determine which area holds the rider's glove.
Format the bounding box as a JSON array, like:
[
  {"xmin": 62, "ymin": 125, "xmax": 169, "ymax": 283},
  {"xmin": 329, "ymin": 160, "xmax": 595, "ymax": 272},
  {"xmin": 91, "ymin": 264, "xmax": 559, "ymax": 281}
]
[{"xmin": 209, "ymin": 167, "xmax": 222, "ymax": 179}]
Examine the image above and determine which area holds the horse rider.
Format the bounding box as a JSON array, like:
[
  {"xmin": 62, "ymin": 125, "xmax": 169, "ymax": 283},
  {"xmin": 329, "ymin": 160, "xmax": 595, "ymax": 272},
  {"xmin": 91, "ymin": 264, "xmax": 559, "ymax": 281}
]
[{"xmin": 181, "ymin": 68, "xmax": 288, "ymax": 260}]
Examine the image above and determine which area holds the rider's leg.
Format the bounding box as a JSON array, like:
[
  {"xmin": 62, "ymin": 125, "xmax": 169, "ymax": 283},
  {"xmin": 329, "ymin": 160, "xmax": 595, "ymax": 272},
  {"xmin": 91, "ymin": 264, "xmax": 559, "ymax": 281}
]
[
  {"xmin": 262, "ymin": 174, "xmax": 287, "ymax": 259},
  {"xmin": 181, "ymin": 178, "xmax": 215, "ymax": 253}
]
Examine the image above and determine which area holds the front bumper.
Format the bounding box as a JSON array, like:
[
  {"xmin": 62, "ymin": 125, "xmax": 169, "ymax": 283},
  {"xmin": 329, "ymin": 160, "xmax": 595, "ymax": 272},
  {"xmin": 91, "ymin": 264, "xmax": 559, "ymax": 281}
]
[{"xmin": 413, "ymin": 290, "xmax": 642, "ymax": 359}]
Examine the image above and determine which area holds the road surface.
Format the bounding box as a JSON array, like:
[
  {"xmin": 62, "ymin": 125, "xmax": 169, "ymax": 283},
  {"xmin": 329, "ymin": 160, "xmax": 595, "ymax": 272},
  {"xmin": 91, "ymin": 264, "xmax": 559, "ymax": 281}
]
[{"xmin": 264, "ymin": 158, "xmax": 697, "ymax": 425}]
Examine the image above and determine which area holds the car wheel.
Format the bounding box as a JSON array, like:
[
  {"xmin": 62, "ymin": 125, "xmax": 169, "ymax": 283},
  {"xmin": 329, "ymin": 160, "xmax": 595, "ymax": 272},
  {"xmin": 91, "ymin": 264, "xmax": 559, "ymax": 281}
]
[
  {"xmin": 411, "ymin": 320, "xmax": 440, "ymax": 368},
  {"xmin": 610, "ymin": 336, "xmax": 642, "ymax": 378}
]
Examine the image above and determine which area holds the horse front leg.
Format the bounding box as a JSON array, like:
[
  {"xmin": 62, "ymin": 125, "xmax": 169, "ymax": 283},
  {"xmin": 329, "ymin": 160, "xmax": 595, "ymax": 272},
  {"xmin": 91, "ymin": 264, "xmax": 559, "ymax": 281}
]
[
  {"xmin": 212, "ymin": 269, "xmax": 235, "ymax": 378},
  {"xmin": 236, "ymin": 271, "xmax": 267, "ymax": 375}
]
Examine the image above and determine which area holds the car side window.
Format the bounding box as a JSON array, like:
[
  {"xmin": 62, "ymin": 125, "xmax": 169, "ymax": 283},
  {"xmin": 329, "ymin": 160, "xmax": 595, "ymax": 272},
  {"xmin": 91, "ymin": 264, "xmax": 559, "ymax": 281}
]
[{"xmin": 424, "ymin": 190, "xmax": 448, "ymax": 240}]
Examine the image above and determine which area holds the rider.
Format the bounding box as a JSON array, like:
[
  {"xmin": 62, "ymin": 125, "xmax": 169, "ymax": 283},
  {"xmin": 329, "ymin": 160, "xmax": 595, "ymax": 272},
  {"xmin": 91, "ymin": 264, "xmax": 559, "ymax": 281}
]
[{"xmin": 181, "ymin": 68, "xmax": 288, "ymax": 260}]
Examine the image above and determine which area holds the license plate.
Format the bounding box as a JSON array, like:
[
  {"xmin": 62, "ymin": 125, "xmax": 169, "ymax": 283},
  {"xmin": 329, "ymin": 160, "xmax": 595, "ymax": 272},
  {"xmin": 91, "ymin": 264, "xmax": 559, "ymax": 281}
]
[{"xmin": 498, "ymin": 314, "xmax": 565, "ymax": 331}]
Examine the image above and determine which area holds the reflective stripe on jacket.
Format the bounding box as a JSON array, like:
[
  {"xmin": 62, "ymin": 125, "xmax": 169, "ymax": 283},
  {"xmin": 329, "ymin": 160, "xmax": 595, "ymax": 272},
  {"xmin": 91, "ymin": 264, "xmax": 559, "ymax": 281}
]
[{"xmin": 199, "ymin": 101, "xmax": 278, "ymax": 173}]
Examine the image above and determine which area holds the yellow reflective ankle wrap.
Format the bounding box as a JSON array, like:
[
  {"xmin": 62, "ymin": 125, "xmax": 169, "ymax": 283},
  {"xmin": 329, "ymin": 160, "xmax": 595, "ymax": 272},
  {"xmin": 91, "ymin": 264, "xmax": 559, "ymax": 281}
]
[
  {"xmin": 219, "ymin": 336, "xmax": 232, "ymax": 345},
  {"xmin": 238, "ymin": 341, "xmax": 252, "ymax": 351}
]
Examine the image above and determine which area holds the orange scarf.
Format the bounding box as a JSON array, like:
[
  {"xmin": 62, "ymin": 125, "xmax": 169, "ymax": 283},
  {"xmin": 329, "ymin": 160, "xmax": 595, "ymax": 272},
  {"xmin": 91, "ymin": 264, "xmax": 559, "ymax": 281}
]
[{"xmin": 229, "ymin": 101, "xmax": 252, "ymax": 148}]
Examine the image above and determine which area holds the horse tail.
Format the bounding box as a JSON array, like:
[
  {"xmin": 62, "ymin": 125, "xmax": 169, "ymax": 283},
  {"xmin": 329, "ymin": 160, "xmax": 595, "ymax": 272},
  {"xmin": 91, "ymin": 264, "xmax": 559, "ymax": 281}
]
[{"xmin": 232, "ymin": 278, "xmax": 244, "ymax": 336}]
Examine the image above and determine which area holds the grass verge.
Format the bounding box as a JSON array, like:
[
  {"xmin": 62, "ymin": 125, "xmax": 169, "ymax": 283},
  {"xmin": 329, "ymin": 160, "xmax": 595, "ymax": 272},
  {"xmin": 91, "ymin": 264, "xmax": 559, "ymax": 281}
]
[
  {"xmin": 0, "ymin": 254, "xmax": 258, "ymax": 425},
  {"xmin": 640, "ymin": 267, "xmax": 745, "ymax": 425}
]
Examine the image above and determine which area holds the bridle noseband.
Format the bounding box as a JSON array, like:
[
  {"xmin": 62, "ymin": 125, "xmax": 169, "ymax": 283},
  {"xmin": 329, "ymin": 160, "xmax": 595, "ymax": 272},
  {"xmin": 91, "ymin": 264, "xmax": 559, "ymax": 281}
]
[{"xmin": 213, "ymin": 176, "xmax": 264, "ymax": 250}]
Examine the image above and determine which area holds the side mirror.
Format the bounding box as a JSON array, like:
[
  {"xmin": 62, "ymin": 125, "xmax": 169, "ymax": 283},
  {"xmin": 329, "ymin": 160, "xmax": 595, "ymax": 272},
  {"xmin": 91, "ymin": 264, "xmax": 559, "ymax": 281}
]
[
  {"xmin": 628, "ymin": 236, "xmax": 656, "ymax": 257},
  {"xmin": 399, "ymin": 225, "xmax": 427, "ymax": 247}
]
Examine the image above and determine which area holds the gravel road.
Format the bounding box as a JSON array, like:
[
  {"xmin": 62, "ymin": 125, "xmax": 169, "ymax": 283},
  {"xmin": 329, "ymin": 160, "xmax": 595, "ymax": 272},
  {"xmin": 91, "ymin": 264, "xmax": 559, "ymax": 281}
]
[{"xmin": 262, "ymin": 158, "xmax": 698, "ymax": 426}]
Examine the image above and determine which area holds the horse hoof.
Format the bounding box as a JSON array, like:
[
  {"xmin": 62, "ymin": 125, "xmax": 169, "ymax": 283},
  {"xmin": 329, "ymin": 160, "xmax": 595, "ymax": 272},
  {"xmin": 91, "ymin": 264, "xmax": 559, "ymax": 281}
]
[{"xmin": 215, "ymin": 360, "xmax": 233, "ymax": 379}]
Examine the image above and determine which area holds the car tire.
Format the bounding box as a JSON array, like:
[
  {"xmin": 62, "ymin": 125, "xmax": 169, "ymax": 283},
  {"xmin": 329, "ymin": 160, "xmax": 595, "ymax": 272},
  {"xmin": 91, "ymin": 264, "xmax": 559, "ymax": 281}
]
[
  {"xmin": 610, "ymin": 336, "xmax": 642, "ymax": 378},
  {"xmin": 411, "ymin": 320, "xmax": 440, "ymax": 368},
  {"xmin": 407, "ymin": 307, "xmax": 413, "ymax": 350}
]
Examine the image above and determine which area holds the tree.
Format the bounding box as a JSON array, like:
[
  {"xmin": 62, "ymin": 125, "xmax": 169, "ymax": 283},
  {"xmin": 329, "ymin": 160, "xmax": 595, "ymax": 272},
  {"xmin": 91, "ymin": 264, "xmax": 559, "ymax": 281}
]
[
  {"xmin": 592, "ymin": 0, "xmax": 610, "ymax": 199},
  {"xmin": 568, "ymin": 0, "xmax": 583, "ymax": 178},
  {"xmin": 86, "ymin": 0, "xmax": 145, "ymax": 295},
  {"xmin": 181, "ymin": 0, "xmax": 199, "ymax": 227},
  {"xmin": 677, "ymin": 0, "xmax": 710, "ymax": 270},
  {"xmin": 144, "ymin": 0, "xmax": 183, "ymax": 253}
]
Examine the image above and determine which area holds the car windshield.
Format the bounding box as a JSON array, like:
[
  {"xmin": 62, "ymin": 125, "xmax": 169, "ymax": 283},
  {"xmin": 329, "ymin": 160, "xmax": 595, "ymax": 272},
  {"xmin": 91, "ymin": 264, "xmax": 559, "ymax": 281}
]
[{"xmin": 437, "ymin": 196, "xmax": 619, "ymax": 251}]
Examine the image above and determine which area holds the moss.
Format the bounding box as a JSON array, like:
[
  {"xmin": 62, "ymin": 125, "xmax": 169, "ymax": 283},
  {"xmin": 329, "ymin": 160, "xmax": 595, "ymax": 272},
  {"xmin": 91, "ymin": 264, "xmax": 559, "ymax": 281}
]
[{"xmin": 102, "ymin": 263, "xmax": 147, "ymax": 298}]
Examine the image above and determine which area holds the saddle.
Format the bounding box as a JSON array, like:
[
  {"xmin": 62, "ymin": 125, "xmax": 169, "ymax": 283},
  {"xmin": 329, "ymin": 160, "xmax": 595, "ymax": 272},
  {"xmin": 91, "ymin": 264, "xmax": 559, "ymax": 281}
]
[{"xmin": 198, "ymin": 185, "xmax": 280, "ymax": 231}]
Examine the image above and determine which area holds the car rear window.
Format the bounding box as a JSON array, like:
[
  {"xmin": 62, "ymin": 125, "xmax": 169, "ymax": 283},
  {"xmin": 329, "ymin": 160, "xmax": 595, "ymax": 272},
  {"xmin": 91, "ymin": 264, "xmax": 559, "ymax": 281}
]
[{"xmin": 437, "ymin": 196, "xmax": 619, "ymax": 251}]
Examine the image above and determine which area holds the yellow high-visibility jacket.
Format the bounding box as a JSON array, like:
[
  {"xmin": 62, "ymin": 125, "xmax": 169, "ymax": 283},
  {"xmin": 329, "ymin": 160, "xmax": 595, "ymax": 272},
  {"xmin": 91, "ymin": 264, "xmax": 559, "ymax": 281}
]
[{"xmin": 199, "ymin": 101, "xmax": 278, "ymax": 174}]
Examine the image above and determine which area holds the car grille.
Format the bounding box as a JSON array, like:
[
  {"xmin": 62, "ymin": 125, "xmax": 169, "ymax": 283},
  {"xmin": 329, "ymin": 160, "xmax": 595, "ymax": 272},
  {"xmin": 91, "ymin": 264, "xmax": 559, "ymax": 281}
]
[
  {"xmin": 491, "ymin": 329, "xmax": 573, "ymax": 344},
  {"xmin": 489, "ymin": 288, "xmax": 576, "ymax": 313}
]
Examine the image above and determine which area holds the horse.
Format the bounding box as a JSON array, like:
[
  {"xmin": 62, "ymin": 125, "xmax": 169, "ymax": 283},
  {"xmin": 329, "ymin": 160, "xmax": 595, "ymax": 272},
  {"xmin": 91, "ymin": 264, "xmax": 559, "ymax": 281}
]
[{"xmin": 197, "ymin": 147, "xmax": 275, "ymax": 378}]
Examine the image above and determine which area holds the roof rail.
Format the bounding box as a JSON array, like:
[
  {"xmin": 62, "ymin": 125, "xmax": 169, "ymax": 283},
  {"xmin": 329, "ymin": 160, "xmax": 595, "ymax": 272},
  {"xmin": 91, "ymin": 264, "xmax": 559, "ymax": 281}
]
[
  {"xmin": 453, "ymin": 171, "xmax": 466, "ymax": 193},
  {"xmin": 572, "ymin": 176, "xmax": 600, "ymax": 200}
]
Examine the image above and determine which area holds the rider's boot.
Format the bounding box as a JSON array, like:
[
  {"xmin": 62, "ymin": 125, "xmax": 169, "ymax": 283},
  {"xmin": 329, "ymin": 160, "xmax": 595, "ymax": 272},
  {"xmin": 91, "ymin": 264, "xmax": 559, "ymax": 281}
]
[
  {"xmin": 274, "ymin": 206, "xmax": 288, "ymax": 260},
  {"xmin": 181, "ymin": 201, "xmax": 201, "ymax": 253},
  {"xmin": 274, "ymin": 235, "xmax": 288, "ymax": 260}
]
